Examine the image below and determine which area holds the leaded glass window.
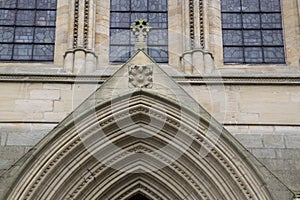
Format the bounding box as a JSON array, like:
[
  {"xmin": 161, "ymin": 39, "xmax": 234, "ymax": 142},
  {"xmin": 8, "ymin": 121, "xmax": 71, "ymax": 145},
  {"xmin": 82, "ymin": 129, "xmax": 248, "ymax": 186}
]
[
  {"xmin": 0, "ymin": 0, "xmax": 56, "ymax": 61},
  {"xmin": 110, "ymin": 0, "xmax": 168, "ymax": 63},
  {"xmin": 221, "ymin": 0, "xmax": 285, "ymax": 64}
]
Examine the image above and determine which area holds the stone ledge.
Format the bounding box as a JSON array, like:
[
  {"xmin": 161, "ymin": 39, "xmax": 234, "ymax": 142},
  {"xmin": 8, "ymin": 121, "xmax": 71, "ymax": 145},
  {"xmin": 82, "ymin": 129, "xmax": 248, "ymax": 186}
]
[{"xmin": 1, "ymin": 73, "xmax": 300, "ymax": 85}]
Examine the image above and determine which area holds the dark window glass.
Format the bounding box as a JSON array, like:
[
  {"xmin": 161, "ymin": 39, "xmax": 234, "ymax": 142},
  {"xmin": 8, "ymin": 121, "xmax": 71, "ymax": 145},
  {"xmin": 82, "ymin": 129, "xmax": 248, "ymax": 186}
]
[
  {"xmin": 221, "ymin": 0, "xmax": 285, "ymax": 64},
  {"xmin": 110, "ymin": 0, "xmax": 168, "ymax": 63},
  {"xmin": 0, "ymin": 0, "xmax": 56, "ymax": 61}
]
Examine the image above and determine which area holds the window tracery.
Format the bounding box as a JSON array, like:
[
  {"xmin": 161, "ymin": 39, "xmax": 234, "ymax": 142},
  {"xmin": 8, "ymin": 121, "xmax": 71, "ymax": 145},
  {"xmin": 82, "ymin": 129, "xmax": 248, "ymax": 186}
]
[
  {"xmin": 221, "ymin": 0, "xmax": 285, "ymax": 64},
  {"xmin": 0, "ymin": 0, "xmax": 56, "ymax": 61}
]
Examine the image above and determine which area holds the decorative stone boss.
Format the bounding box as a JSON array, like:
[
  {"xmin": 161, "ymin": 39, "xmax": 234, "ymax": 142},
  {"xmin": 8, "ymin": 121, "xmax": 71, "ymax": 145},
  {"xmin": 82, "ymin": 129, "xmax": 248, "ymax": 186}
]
[{"xmin": 130, "ymin": 19, "xmax": 152, "ymax": 52}]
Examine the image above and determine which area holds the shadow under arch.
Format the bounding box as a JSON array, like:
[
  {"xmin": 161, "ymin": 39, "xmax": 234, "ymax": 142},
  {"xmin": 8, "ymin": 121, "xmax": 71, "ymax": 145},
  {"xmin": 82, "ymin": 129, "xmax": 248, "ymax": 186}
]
[
  {"xmin": 5, "ymin": 90, "xmax": 273, "ymax": 200},
  {"xmin": 128, "ymin": 193, "xmax": 151, "ymax": 200}
]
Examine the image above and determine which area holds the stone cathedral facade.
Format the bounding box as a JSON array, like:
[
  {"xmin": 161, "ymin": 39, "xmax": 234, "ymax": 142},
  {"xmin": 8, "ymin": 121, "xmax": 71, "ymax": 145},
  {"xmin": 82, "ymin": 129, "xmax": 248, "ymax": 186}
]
[{"xmin": 0, "ymin": 0, "xmax": 300, "ymax": 199}]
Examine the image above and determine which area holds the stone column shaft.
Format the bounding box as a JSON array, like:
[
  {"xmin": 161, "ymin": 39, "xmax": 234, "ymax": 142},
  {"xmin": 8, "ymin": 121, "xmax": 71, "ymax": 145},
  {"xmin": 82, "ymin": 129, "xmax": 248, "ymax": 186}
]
[
  {"xmin": 181, "ymin": 0, "xmax": 214, "ymax": 74},
  {"xmin": 64, "ymin": 0, "xmax": 97, "ymax": 74},
  {"xmin": 181, "ymin": 0, "xmax": 193, "ymax": 74}
]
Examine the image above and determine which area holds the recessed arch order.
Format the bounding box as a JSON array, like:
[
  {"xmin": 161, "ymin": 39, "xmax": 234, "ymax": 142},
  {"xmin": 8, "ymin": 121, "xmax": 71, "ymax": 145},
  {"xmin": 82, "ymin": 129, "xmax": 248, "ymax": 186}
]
[{"xmin": 6, "ymin": 90, "xmax": 272, "ymax": 200}]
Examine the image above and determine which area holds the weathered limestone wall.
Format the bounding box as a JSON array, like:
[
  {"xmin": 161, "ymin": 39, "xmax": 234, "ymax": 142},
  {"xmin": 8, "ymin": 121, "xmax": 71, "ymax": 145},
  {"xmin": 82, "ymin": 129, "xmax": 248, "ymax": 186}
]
[
  {"xmin": 0, "ymin": 83, "xmax": 73, "ymax": 122},
  {"xmin": 227, "ymin": 125, "xmax": 300, "ymax": 192},
  {"xmin": 190, "ymin": 84, "xmax": 300, "ymax": 194},
  {"xmin": 0, "ymin": 123, "xmax": 56, "ymax": 172},
  {"xmin": 0, "ymin": 82, "xmax": 97, "ymax": 179},
  {"xmin": 191, "ymin": 85, "xmax": 300, "ymax": 124},
  {"xmin": 1, "ymin": 83, "xmax": 300, "ymax": 124}
]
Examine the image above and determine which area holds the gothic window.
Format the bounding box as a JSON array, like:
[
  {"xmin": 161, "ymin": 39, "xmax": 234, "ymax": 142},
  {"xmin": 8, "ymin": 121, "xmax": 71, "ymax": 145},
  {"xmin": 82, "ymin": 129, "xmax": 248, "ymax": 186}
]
[
  {"xmin": 110, "ymin": 0, "xmax": 168, "ymax": 63},
  {"xmin": 221, "ymin": 0, "xmax": 285, "ymax": 64},
  {"xmin": 0, "ymin": 0, "xmax": 56, "ymax": 61}
]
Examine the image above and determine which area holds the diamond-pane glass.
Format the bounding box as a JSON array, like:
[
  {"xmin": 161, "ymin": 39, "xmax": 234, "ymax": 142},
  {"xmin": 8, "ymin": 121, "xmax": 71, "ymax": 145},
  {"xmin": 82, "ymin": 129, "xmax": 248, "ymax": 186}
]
[
  {"xmin": 221, "ymin": 0, "xmax": 285, "ymax": 64},
  {"xmin": 110, "ymin": 0, "xmax": 168, "ymax": 63},
  {"xmin": 0, "ymin": 0, "xmax": 56, "ymax": 61}
]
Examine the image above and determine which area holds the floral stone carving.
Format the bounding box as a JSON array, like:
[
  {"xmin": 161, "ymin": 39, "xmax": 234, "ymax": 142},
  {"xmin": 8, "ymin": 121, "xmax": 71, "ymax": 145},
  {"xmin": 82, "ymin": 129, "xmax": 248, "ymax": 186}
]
[{"xmin": 128, "ymin": 65, "xmax": 153, "ymax": 88}]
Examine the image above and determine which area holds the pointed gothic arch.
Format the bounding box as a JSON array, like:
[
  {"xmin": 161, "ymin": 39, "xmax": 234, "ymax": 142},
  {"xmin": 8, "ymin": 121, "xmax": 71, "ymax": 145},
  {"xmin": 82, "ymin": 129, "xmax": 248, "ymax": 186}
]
[{"xmin": 5, "ymin": 90, "xmax": 272, "ymax": 200}]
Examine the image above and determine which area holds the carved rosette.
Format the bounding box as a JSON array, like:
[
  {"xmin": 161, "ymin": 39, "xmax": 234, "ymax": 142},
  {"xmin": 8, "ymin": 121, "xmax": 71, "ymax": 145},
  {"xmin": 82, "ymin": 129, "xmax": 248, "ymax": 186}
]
[{"xmin": 128, "ymin": 65, "xmax": 153, "ymax": 88}]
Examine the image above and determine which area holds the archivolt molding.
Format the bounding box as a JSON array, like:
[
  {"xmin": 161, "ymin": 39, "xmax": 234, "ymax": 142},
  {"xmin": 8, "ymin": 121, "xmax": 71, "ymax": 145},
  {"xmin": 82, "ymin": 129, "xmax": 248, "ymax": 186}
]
[
  {"xmin": 6, "ymin": 91, "xmax": 272, "ymax": 200},
  {"xmin": 64, "ymin": 142, "xmax": 212, "ymax": 200},
  {"xmin": 114, "ymin": 181, "xmax": 163, "ymax": 200}
]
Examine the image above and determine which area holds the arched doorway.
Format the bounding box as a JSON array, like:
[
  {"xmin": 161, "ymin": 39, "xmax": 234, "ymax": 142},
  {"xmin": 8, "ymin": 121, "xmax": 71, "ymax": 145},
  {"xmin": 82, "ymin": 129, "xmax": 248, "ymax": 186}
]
[{"xmin": 5, "ymin": 91, "xmax": 272, "ymax": 200}]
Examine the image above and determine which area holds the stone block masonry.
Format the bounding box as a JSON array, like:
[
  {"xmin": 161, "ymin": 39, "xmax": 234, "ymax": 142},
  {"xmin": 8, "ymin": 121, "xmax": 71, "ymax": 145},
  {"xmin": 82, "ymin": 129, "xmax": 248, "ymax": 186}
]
[
  {"xmin": 227, "ymin": 125, "xmax": 300, "ymax": 192},
  {"xmin": 0, "ymin": 82, "xmax": 97, "ymax": 122}
]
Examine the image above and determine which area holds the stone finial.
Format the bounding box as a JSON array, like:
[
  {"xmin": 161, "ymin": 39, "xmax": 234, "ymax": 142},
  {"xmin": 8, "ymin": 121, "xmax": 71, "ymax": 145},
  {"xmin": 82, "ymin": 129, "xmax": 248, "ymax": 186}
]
[{"xmin": 130, "ymin": 19, "xmax": 152, "ymax": 52}]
